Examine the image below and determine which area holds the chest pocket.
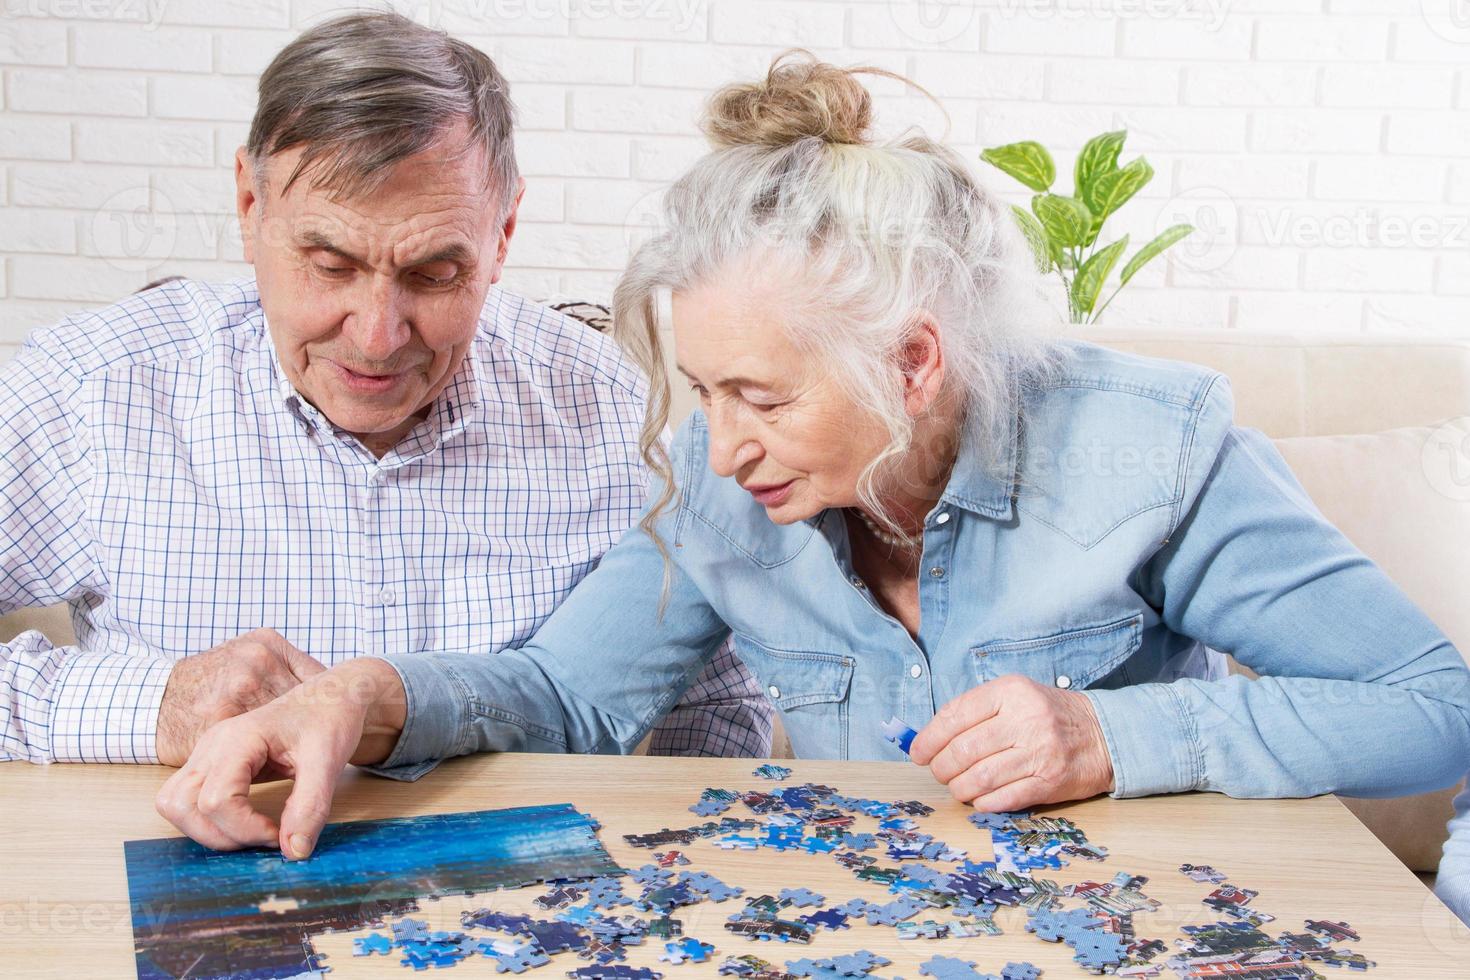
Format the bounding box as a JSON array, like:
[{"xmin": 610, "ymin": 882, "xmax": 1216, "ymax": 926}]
[
  {"xmin": 970, "ymin": 613, "xmax": 1143, "ymax": 692},
  {"xmin": 732, "ymin": 635, "xmax": 854, "ymax": 760}
]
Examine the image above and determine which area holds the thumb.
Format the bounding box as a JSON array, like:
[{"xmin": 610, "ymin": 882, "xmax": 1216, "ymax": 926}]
[
  {"xmin": 278, "ymin": 749, "xmax": 339, "ymax": 860},
  {"xmin": 260, "ymin": 631, "xmax": 328, "ymax": 683}
]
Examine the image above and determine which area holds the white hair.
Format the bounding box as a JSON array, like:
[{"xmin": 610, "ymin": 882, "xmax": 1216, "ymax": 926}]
[{"xmin": 613, "ymin": 52, "xmax": 1065, "ymax": 584}]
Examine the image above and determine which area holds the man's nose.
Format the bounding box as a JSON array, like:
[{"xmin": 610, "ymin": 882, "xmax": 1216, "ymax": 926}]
[{"xmin": 345, "ymin": 276, "xmax": 411, "ymax": 363}]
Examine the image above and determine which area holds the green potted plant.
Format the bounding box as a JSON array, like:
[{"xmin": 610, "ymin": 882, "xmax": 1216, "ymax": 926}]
[{"xmin": 981, "ymin": 130, "xmax": 1193, "ymax": 325}]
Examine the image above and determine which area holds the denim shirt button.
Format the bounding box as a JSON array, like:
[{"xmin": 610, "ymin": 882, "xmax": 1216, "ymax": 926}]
[
  {"xmin": 1055, "ymin": 674, "xmax": 1073, "ymax": 689},
  {"xmin": 850, "ymin": 575, "xmax": 866, "ymax": 590},
  {"xmin": 935, "ymin": 511, "xmax": 951, "ymax": 525},
  {"xmin": 768, "ymin": 685, "xmax": 781, "ymax": 699},
  {"xmin": 929, "ymin": 566, "xmax": 945, "ymax": 579},
  {"xmin": 909, "ymin": 664, "xmax": 923, "ymax": 678}
]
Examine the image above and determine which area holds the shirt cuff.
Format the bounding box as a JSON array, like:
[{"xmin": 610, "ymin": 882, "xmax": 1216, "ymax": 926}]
[
  {"xmin": 1084, "ymin": 682, "xmax": 1202, "ymax": 798},
  {"xmin": 356, "ymin": 654, "xmax": 472, "ymax": 780},
  {"xmin": 48, "ymin": 653, "xmax": 174, "ymax": 764}
]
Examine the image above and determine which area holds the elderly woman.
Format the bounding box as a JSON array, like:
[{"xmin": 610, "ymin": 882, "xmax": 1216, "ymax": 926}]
[{"xmin": 159, "ymin": 55, "xmax": 1470, "ymax": 859}]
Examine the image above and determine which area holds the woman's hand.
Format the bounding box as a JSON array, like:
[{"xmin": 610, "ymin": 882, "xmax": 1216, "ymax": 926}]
[
  {"xmin": 909, "ymin": 674, "xmax": 1115, "ymax": 811},
  {"xmin": 155, "ymin": 658, "xmax": 406, "ymax": 858}
]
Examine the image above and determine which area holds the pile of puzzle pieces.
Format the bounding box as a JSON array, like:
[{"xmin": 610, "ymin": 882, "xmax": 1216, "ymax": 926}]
[{"xmin": 343, "ymin": 758, "xmax": 1374, "ymax": 979}]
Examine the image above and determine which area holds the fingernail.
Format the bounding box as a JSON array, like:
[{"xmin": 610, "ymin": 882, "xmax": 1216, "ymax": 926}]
[{"xmin": 289, "ymin": 834, "xmax": 312, "ymax": 859}]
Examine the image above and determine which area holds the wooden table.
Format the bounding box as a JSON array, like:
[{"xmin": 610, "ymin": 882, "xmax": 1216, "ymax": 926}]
[{"xmin": 2, "ymin": 754, "xmax": 1467, "ymax": 977}]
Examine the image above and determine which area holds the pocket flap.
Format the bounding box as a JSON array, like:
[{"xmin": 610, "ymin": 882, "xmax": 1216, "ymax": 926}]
[
  {"xmin": 970, "ymin": 613, "xmax": 1143, "ymax": 690},
  {"xmin": 733, "ymin": 635, "xmax": 855, "ymax": 709}
]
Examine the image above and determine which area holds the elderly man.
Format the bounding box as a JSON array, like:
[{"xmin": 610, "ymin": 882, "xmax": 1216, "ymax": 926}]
[{"xmin": 0, "ymin": 12, "xmax": 770, "ymax": 769}]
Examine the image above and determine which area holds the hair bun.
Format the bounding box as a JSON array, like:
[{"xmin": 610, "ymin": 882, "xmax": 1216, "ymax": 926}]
[{"xmin": 703, "ymin": 50, "xmax": 875, "ymax": 149}]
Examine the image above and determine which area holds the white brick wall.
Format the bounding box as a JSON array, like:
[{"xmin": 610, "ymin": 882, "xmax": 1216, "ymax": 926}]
[{"xmin": 3, "ymin": 0, "xmax": 1470, "ymax": 360}]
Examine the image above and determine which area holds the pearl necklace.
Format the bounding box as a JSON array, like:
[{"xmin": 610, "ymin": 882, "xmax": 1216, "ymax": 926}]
[{"xmin": 852, "ymin": 508, "xmax": 922, "ymax": 551}]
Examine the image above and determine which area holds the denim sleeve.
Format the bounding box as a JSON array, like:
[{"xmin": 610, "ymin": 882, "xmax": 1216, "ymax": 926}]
[
  {"xmin": 1437, "ymin": 780, "xmax": 1470, "ymax": 926},
  {"xmin": 369, "ymin": 511, "xmax": 730, "ymax": 773},
  {"xmin": 1087, "ymin": 424, "xmax": 1470, "ymax": 800}
]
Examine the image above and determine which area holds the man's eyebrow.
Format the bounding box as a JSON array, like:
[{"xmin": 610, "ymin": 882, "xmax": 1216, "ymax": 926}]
[{"xmin": 294, "ymin": 231, "xmax": 475, "ymax": 268}]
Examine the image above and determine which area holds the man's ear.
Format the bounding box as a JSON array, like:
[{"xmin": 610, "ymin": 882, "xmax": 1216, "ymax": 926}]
[
  {"xmin": 899, "ymin": 310, "xmax": 946, "ymax": 417},
  {"xmin": 235, "ymin": 147, "xmax": 261, "ymax": 265},
  {"xmin": 489, "ymin": 177, "xmax": 526, "ymax": 284}
]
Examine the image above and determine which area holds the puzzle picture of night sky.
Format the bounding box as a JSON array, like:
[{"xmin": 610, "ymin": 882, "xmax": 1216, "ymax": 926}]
[{"xmin": 123, "ymin": 765, "xmax": 1380, "ymax": 979}]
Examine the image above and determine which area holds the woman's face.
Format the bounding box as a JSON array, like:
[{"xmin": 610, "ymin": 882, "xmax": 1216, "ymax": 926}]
[{"xmin": 671, "ymin": 268, "xmax": 892, "ymax": 525}]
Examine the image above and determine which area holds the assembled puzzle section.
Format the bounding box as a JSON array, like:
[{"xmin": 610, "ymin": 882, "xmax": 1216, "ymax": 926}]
[{"xmin": 123, "ymin": 804, "xmax": 620, "ymax": 980}]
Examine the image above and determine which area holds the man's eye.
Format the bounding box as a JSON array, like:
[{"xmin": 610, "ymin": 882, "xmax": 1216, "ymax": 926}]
[{"xmin": 316, "ymin": 264, "xmax": 352, "ymax": 276}]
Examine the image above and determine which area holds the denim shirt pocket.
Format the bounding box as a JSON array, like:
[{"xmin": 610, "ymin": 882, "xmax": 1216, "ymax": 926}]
[
  {"xmin": 969, "ymin": 613, "xmax": 1144, "ymax": 692},
  {"xmin": 732, "ymin": 635, "xmax": 855, "ymax": 760}
]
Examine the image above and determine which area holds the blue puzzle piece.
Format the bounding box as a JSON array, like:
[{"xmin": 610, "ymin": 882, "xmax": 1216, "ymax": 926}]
[
  {"xmin": 679, "ymin": 870, "xmax": 745, "ymax": 902},
  {"xmin": 880, "ymin": 716, "xmax": 917, "ymax": 754},
  {"xmin": 353, "ymin": 932, "xmax": 393, "ymax": 956},
  {"xmin": 779, "ymin": 888, "xmax": 825, "ymax": 908},
  {"xmin": 799, "ymin": 908, "xmax": 850, "ymax": 931},
  {"xmin": 691, "ymin": 799, "xmax": 730, "ymax": 817},
  {"xmin": 660, "ymin": 937, "xmax": 715, "ymax": 964},
  {"xmin": 1000, "ymin": 964, "xmax": 1041, "ymax": 980},
  {"xmin": 918, "ymin": 955, "xmax": 1001, "ymax": 980}
]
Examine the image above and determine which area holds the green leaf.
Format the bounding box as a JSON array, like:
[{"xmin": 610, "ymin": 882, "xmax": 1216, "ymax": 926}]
[
  {"xmin": 981, "ymin": 141, "xmax": 1056, "ymax": 192},
  {"xmin": 1031, "ymin": 193, "xmax": 1093, "ymax": 249},
  {"xmin": 1070, "ymin": 236, "xmax": 1129, "ymax": 318},
  {"xmin": 1120, "ymin": 223, "xmax": 1194, "ymax": 286},
  {"xmin": 1083, "ymin": 156, "xmax": 1154, "ymax": 245},
  {"xmin": 1009, "ymin": 205, "xmax": 1053, "ymax": 273},
  {"xmin": 1075, "ymin": 130, "xmax": 1126, "ymax": 210}
]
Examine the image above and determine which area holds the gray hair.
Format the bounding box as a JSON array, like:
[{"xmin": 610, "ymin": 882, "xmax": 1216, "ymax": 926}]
[
  {"xmin": 246, "ymin": 11, "xmax": 519, "ymax": 216},
  {"xmin": 613, "ymin": 52, "xmax": 1064, "ymax": 586}
]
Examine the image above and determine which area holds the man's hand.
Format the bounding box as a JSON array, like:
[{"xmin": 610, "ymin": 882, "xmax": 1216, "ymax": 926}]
[
  {"xmin": 156, "ymin": 629, "xmax": 328, "ymax": 766},
  {"xmin": 155, "ymin": 658, "xmax": 406, "ymax": 858},
  {"xmin": 909, "ymin": 674, "xmax": 1115, "ymax": 812}
]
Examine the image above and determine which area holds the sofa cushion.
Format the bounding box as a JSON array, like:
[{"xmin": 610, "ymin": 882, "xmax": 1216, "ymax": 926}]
[{"xmin": 1273, "ymin": 417, "xmax": 1470, "ymax": 871}]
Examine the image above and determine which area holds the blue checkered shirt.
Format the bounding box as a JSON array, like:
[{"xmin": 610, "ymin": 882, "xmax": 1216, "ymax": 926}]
[{"xmin": 0, "ymin": 277, "xmax": 772, "ymax": 765}]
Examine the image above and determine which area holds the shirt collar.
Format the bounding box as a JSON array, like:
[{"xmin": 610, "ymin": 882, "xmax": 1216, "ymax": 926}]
[
  {"xmin": 258, "ymin": 309, "xmax": 485, "ymax": 448},
  {"xmin": 936, "ymin": 395, "xmax": 1021, "ymax": 522},
  {"xmin": 801, "ymin": 396, "xmax": 1021, "ymax": 530}
]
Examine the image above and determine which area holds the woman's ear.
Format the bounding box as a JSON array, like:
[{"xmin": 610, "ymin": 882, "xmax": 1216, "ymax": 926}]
[{"xmin": 898, "ymin": 311, "xmax": 945, "ymax": 417}]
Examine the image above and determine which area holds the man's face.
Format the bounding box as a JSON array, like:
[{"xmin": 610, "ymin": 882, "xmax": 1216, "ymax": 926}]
[{"xmin": 236, "ymin": 130, "xmax": 523, "ymax": 453}]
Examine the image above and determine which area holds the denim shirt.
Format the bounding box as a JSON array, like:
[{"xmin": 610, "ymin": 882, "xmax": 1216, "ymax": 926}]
[{"xmin": 378, "ymin": 341, "xmax": 1470, "ymax": 800}]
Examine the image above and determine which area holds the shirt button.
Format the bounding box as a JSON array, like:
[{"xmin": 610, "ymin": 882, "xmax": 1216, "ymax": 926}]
[
  {"xmin": 929, "ymin": 566, "xmax": 945, "ymax": 579},
  {"xmin": 935, "ymin": 512, "xmax": 951, "ymax": 525},
  {"xmin": 909, "ymin": 664, "xmax": 923, "ymax": 678},
  {"xmin": 1055, "ymin": 674, "xmax": 1073, "ymax": 689},
  {"xmin": 768, "ymin": 685, "xmax": 781, "ymax": 699},
  {"xmin": 379, "ymin": 587, "xmax": 396, "ymax": 606},
  {"xmin": 849, "ymin": 575, "xmax": 866, "ymax": 590}
]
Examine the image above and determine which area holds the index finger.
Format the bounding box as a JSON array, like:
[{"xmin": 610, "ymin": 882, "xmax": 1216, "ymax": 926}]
[
  {"xmin": 196, "ymin": 749, "xmax": 281, "ymax": 850},
  {"xmin": 909, "ymin": 683, "xmax": 1003, "ymax": 765}
]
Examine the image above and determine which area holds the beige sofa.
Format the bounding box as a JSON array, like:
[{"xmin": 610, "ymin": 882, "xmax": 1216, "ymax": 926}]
[{"xmin": 4, "ymin": 327, "xmax": 1467, "ymax": 873}]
